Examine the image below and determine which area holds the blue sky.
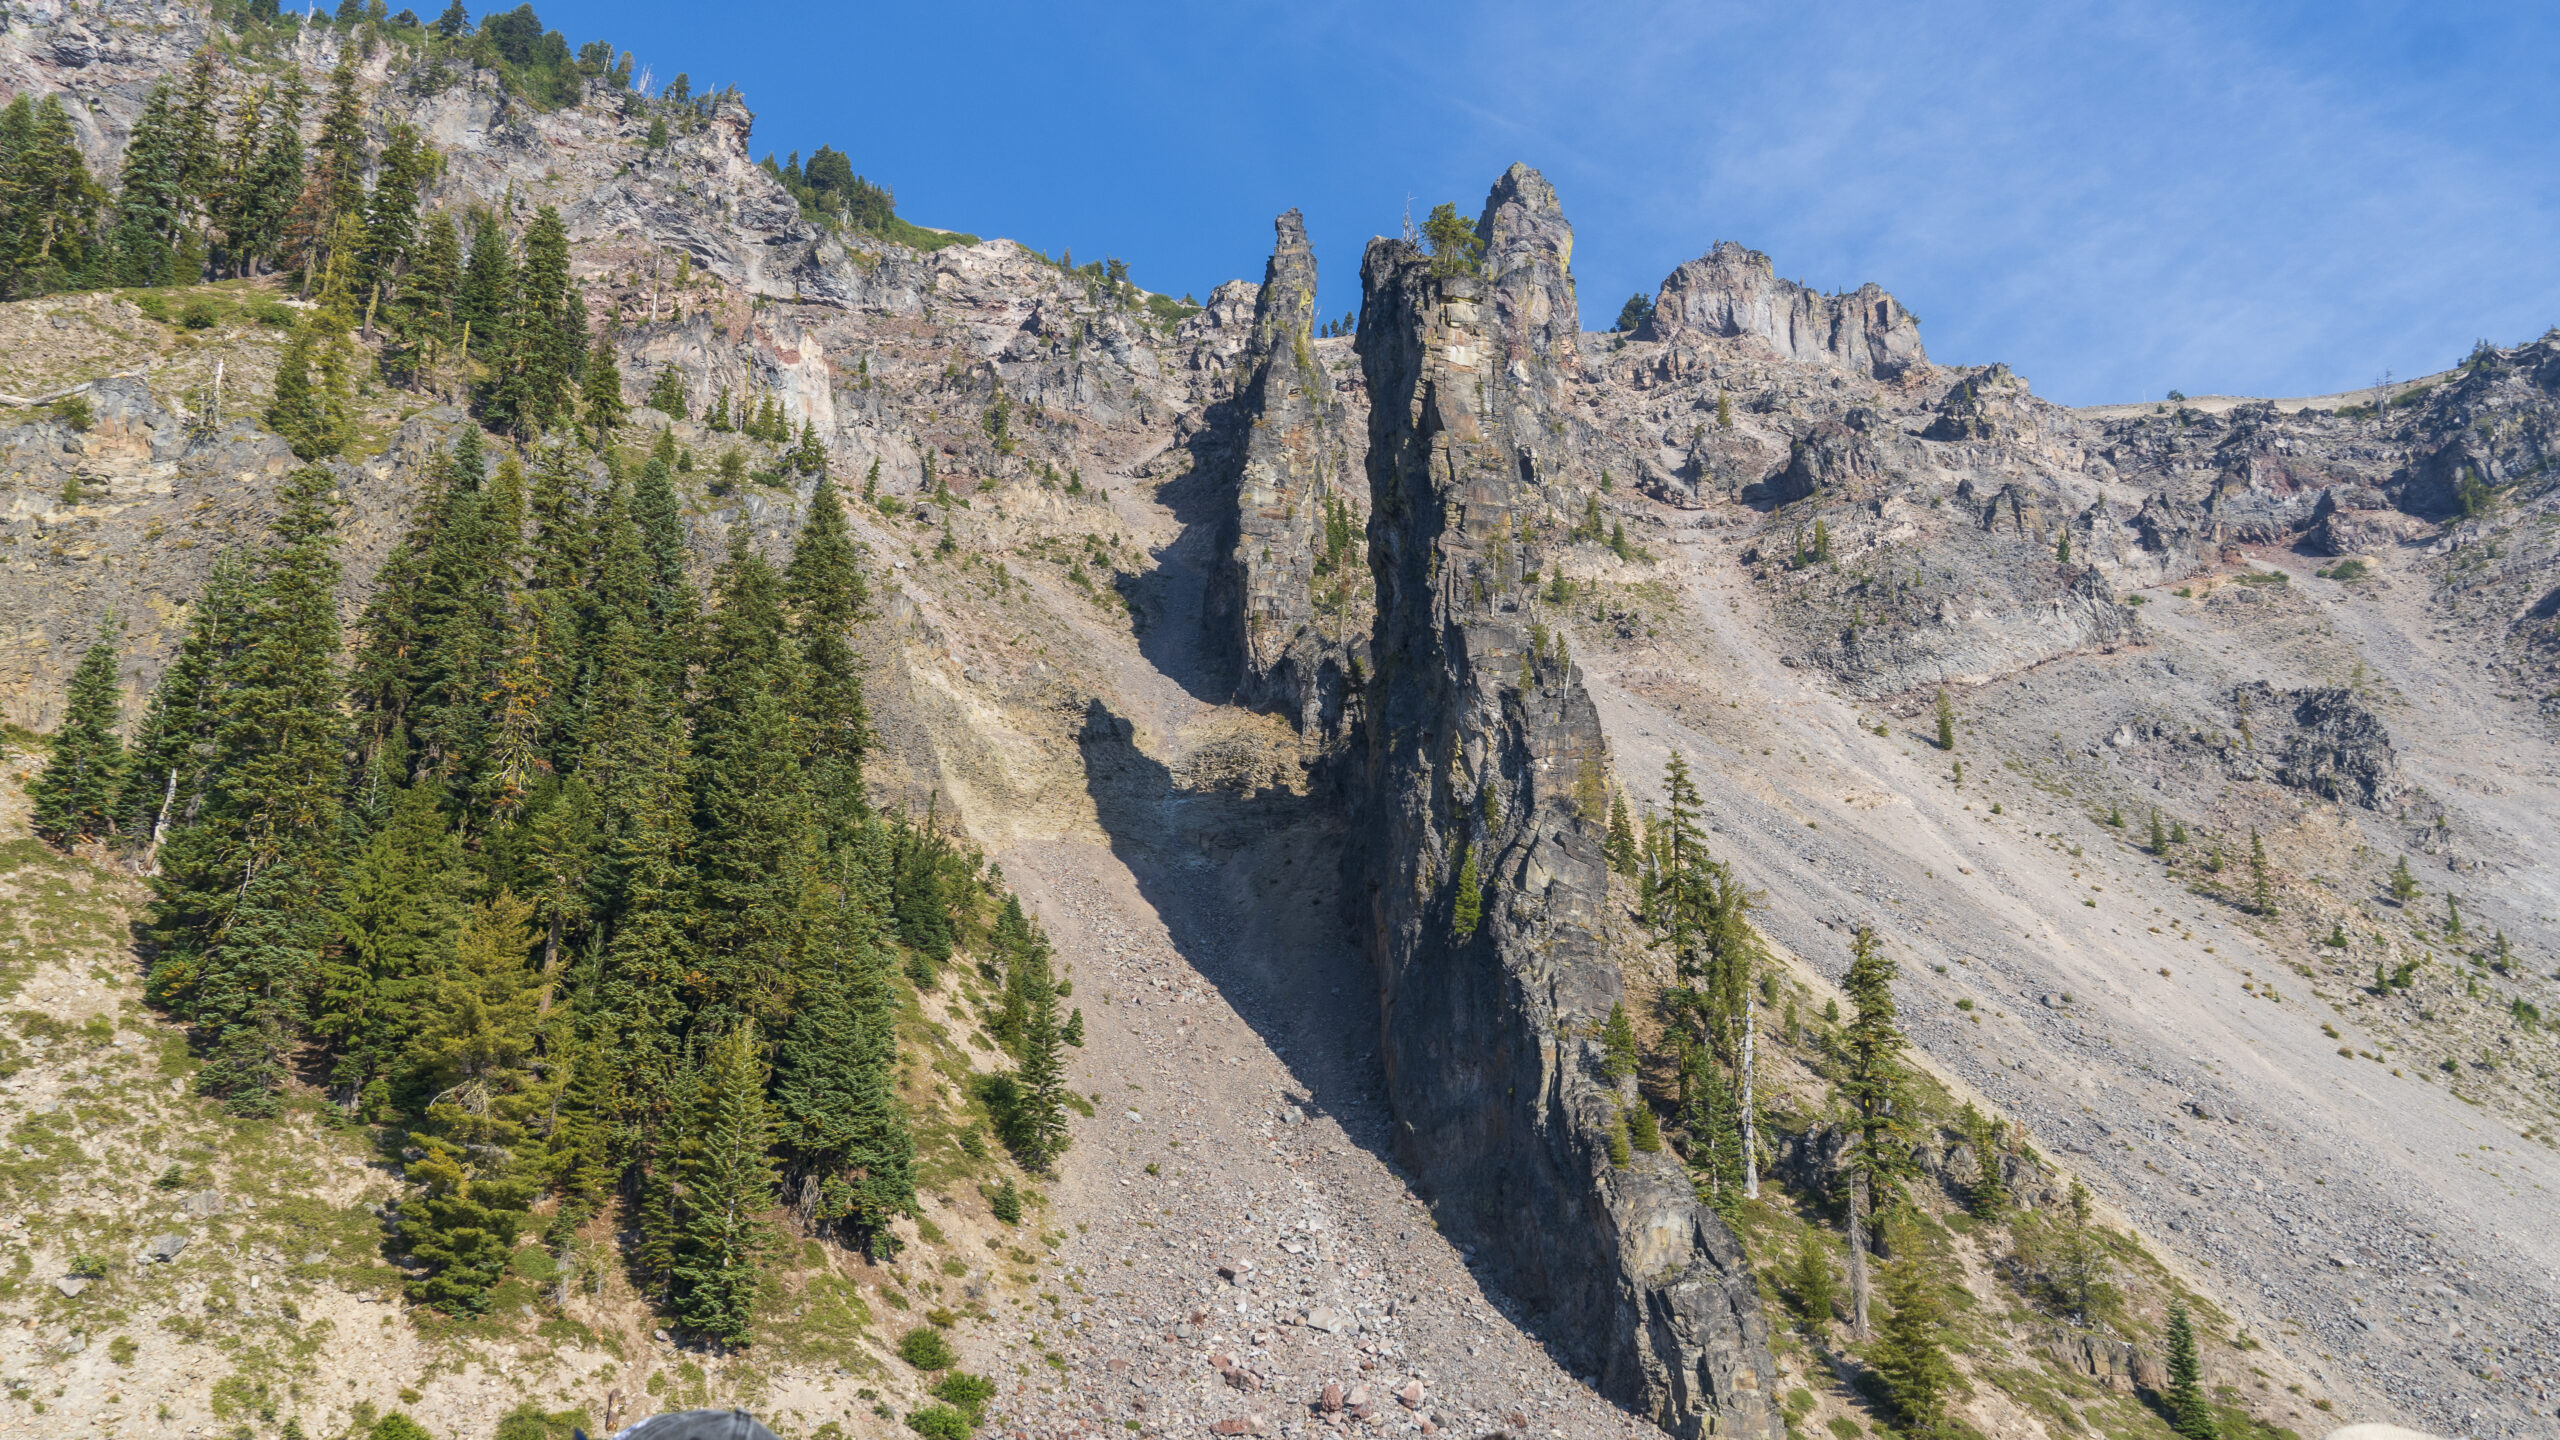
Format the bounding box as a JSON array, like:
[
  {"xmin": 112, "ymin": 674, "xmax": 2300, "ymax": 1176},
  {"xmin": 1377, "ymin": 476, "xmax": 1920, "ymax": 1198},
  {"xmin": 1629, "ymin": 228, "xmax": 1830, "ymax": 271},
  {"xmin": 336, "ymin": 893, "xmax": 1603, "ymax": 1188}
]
[{"xmin": 507, "ymin": 0, "xmax": 2557, "ymax": 406}]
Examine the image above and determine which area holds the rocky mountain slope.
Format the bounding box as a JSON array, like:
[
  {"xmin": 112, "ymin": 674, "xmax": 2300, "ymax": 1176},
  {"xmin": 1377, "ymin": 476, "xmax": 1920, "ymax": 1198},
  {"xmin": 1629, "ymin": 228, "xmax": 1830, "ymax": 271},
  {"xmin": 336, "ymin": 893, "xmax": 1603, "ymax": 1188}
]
[{"xmin": 0, "ymin": 5, "xmax": 2555, "ymax": 1440}]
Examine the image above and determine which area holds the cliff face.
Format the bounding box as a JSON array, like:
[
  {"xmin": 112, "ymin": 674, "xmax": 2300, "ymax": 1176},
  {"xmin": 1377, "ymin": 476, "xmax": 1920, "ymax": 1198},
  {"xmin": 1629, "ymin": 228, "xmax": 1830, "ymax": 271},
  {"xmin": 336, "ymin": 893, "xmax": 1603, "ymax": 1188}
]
[
  {"xmin": 1354, "ymin": 169, "xmax": 1779, "ymax": 1440},
  {"xmin": 1644, "ymin": 239, "xmax": 1926, "ymax": 380},
  {"xmin": 1210, "ymin": 211, "xmax": 1363, "ymax": 733}
]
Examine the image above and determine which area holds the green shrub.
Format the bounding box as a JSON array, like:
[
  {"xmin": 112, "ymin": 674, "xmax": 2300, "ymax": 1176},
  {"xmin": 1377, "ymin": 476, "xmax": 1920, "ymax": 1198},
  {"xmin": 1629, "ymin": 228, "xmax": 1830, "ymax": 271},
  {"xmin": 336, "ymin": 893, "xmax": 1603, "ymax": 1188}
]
[
  {"xmin": 252, "ymin": 298, "xmax": 298, "ymax": 328},
  {"xmin": 930, "ymin": 1372, "xmax": 996, "ymax": 1421},
  {"xmin": 898, "ymin": 1325, "xmax": 956, "ymax": 1370},
  {"xmin": 50, "ymin": 395, "xmax": 91, "ymax": 432},
  {"xmin": 179, "ymin": 297, "xmax": 221, "ymax": 329},
  {"xmin": 369, "ymin": 1414, "xmax": 435, "ymax": 1440},
  {"xmin": 904, "ymin": 1406, "xmax": 971, "ymax": 1440}
]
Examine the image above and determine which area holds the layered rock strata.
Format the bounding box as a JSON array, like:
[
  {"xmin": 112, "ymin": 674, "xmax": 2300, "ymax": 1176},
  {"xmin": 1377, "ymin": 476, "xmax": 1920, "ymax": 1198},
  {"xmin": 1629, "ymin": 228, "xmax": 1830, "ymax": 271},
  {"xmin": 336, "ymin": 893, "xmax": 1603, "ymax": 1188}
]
[{"xmin": 1353, "ymin": 169, "xmax": 1779, "ymax": 1440}]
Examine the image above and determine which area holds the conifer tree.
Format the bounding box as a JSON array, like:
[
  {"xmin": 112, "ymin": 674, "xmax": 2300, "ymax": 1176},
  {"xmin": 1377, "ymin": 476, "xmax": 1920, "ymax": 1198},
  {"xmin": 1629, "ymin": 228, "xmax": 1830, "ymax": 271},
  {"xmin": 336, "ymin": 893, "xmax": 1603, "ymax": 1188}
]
[
  {"xmin": 266, "ymin": 313, "xmax": 357, "ymax": 459},
  {"xmin": 1062, "ymin": 1007, "xmax": 1084, "ymax": 1046},
  {"xmin": 786, "ymin": 469, "xmax": 872, "ymax": 849},
  {"xmin": 489, "ymin": 206, "xmax": 585, "ymax": 434},
  {"xmin": 1601, "ymin": 1001, "xmax": 1639, "ymax": 1082},
  {"xmin": 2249, "ymin": 827, "xmax": 2274, "ymax": 917},
  {"xmin": 772, "ymin": 876, "xmax": 913, "ymax": 1254},
  {"xmin": 458, "ymin": 207, "xmax": 514, "ymax": 351},
  {"xmin": 1934, "ymin": 688, "xmax": 1955, "ymax": 751},
  {"xmin": 31, "ymin": 625, "xmax": 126, "ymax": 845},
  {"xmin": 224, "ymin": 78, "xmax": 306, "ymax": 277},
  {"xmin": 0, "ymin": 94, "xmax": 107, "ymax": 297},
  {"xmin": 1010, "ymin": 978, "xmax": 1070, "ymax": 1171},
  {"xmin": 150, "ymin": 468, "xmax": 348, "ymax": 1114},
  {"xmin": 1605, "ymin": 789, "xmax": 1637, "ymax": 876},
  {"xmin": 313, "ymin": 52, "xmax": 367, "ymax": 229},
  {"xmin": 1788, "ymin": 1227, "xmax": 1835, "ymax": 1330},
  {"xmin": 581, "ymin": 347, "xmax": 628, "ymax": 444},
  {"xmin": 1838, "ymin": 923, "xmax": 1905, "ymax": 1339},
  {"xmin": 395, "ymin": 206, "xmax": 465, "ymax": 351},
  {"xmin": 110, "ymin": 82, "xmax": 187, "ymax": 285},
  {"xmin": 319, "ymin": 780, "xmax": 473, "ymax": 1116},
  {"xmin": 1959, "ymin": 1102, "xmax": 2005, "ymax": 1215},
  {"xmin": 401, "ymin": 1121, "xmax": 534, "ymax": 1313},
  {"xmin": 890, "ymin": 818, "xmax": 954, "ymax": 972},
  {"xmin": 645, "ymin": 364, "xmax": 687, "ymax": 418},
  {"xmin": 1451, "ymin": 840, "xmax": 1481, "ymax": 939},
  {"xmin": 1626, "ymin": 1100, "xmax": 1661, "ymax": 1152},
  {"xmin": 118, "ymin": 553, "xmax": 249, "ymax": 855},
  {"xmin": 630, "ymin": 432, "xmax": 699, "ymax": 647},
  {"xmin": 2389, "ymin": 854, "xmax": 2418, "ymax": 904},
  {"xmin": 2055, "ymin": 1177, "xmax": 2108, "ymax": 1323},
  {"xmin": 674, "ymin": 1022, "xmax": 777, "ymax": 1345},
  {"xmin": 1872, "ymin": 1238, "xmax": 1957, "ymax": 1435},
  {"xmin": 400, "ymin": 893, "xmax": 546, "ymax": 1315},
  {"xmin": 706, "ymin": 385, "xmax": 732, "ymax": 432},
  {"xmin": 692, "ymin": 527, "xmax": 819, "ymax": 1030},
  {"xmin": 2164, "ymin": 1299, "xmax": 2216, "ymax": 1439},
  {"xmin": 2149, "ymin": 808, "xmax": 2168, "ymax": 855}
]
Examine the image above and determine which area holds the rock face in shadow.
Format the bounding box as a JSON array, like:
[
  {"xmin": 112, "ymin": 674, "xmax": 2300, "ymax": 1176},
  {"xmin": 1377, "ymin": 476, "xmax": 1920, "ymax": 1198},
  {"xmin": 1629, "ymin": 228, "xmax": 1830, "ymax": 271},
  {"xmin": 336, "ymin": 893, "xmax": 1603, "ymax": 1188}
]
[
  {"xmin": 1643, "ymin": 239, "xmax": 1925, "ymax": 380},
  {"xmin": 1210, "ymin": 209, "xmax": 1363, "ymax": 733},
  {"xmin": 1352, "ymin": 167, "xmax": 1780, "ymax": 1440}
]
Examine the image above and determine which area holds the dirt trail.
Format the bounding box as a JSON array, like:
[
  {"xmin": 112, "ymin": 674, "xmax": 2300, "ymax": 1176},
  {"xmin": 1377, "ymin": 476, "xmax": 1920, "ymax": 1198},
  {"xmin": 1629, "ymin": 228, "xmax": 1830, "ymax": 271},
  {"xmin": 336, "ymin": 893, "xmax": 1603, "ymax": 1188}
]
[{"xmin": 963, "ymin": 457, "xmax": 1660, "ymax": 1437}]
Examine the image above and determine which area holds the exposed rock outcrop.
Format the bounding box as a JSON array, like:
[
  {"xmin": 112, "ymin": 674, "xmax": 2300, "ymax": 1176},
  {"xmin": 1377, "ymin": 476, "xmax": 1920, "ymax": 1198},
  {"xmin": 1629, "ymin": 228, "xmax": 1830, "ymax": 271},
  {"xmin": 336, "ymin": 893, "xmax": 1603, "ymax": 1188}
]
[
  {"xmin": 1643, "ymin": 240, "xmax": 1926, "ymax": 380},
  {"xmin": 1209, "ymin": 210, "xmax": 1362, "ymax": 733},
  {"xmin": 1354, "ymin": 169, "xmax": 1779, "ymax": 1440},
  {"xmin": 2229, "ymin": 681, "xmax": 2403, "ymax": 808}
]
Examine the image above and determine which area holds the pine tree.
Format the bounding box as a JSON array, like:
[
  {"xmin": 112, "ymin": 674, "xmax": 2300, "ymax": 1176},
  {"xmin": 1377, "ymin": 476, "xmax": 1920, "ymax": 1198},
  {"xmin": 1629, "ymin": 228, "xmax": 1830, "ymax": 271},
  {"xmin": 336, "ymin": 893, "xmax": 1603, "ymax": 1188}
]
[
  {"xmin": 226, "ymin": 78, "xmax": 306, "ymax": 277},
  {"xmin": 706, "ymin": 385, "xmax": 732, "ymax": 432},
  {"xmin": 2443, "ymin": 894, "xmax": 2462, "ymax": 941},
  {"xmin": 2389, "ymin": 854, "xmax": 2418, "ymax": 904},
  {"xmin": 2149, "ymin": 808, "xmax": 2168, "ymax": 855},
  {"xmin": 890, "ymin": 818, "xmax": 954, "ymax": 971},
  {"xmin": 1600, "ymin": 1001, "xmax": 1639, "ymax": 1082},
  {"xmin": 1010, "ymin": 978, "xmax": 1070, "ymax": 1171},
  {"xmin": 110, "ymin": 82, "xmax": 186, "ymax": 285},
  {"xmin": 645, "ymin": 364, "xmax": 687, "ymax": 418},
  {"xmin": 2163, "ymin": 1299, "xmax": 2217, "ymax": 1439},
  {"xmin": 266, "ymin": 313, "xmax": 357, "ymax": 459},
  {"xmin": 149, "ymin": 468, "xmax": 347, "ymax": 1115},
  {"xmin": 2249, "ymin": 827, "xmax": 2274, "ymax": 917},
  {"xmin": 1934, "ymin": 688, "xmax": 1955, "ymax": 751},
  {"xmin": 1451, "ymin": 840, "xmax": 1481, "ymax": 939},
  {"xmin": 1958, "ymin": 1102, "xmax": 2005, "ymax": 1215},
  {"xmin": 772, "ymin": 878, "xmax": 913, "ymax": 1255},
  {"xmin": 0, "ymin": 95, "xmax": 107, "ymax": 297},
  {"xmin": 1626, "ymin": 1101, "xmax": 1661, "ymax": 1153},
  {"xmin": 1871, "ymin": 1238, "xmax": 1957, "ymax": 1435},
  {"xmin": 489, "ymin": 206, "xmax": 585, "ymax": 434},
  {"xmin": 317, "ymin": 781, "xmax": 473, "ymax": 1116},
  {"xmin": 1838, "ymin": 924, "xmax": 1905, "ymax": 1339},
  {"xmin": 1605, "ymin": 789, "xmax": 1637, "ymax": 876},
  {"xmin": 457, "ymin": 207, "xmax": 514, "ymax": 352},
  {"xmin": 30, "ymin": 626, "xmax": 126, "ymax": 845},
  {"xmin": 1788, "ymin": 1227, "xmax": 1835, "ymax": 1330},
  {"xmin": 581, "ymin": 346, "xmax": 628, "ymax": 444},
  {"xmin": 673, "ymin": 1023, "xmax": 778, "ymax": 1346},
  {"xmin": 786, "ymin": 467, "xmax": 871, "ymax": 850},
  {"xmin": 117, "ymin": 553, "xmax": 250, "ymax": 855},
  {"xmin": 692, "ymin": 527, "xmax": 819, "ymax": 1032},
  {"xmin": 400, "ymin": 1125, "xmax": 533, "ymax": 1314},
  {"xmin": 2054, "ymin": 1177, "xmax": 2108, "ymax": 1323},
  {"xmin": 1062, "ymin": 1007, "xmax": 1085, "ymax": 1046}
]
